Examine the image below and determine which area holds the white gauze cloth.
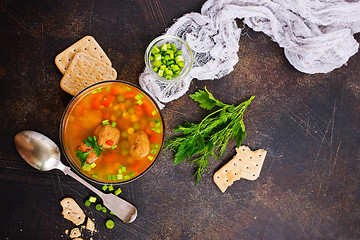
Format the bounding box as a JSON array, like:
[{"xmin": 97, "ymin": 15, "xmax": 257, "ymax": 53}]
[{"xmin": 139, "ymin": 0, "xmax": 360, "ymax": 108}]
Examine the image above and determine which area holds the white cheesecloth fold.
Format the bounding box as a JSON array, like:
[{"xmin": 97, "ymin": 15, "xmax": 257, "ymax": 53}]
[{"xmin": 139, "ymin": 0, "xmax": 360, "ymax": 108}]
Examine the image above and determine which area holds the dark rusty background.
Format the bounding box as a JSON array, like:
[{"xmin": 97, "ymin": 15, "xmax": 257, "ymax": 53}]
[{"xmin": 1, "ymin": 0, "xmax": 359, "ymax": 239}]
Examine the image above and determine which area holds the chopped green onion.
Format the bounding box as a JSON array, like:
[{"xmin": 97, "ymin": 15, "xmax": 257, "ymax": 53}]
[
  {"xmin": 115, "ymin": 187, "xmax": 122, "ymax": 196},
  {"xmin": 151, "ymin": 148, "xmax": 157, "ymax": 154},
  {"xmin": 110, "ymin": 211, "xmax": 115, "ymax": 215},
  {"xmin": 82, "ymin": 164, "xmax": 91, "ymax": 171},
  {"xmin": 117, "ymin": 174, "xmax": 123, "ymax": 180},
  {"xmin": 151, "ymin": 110, "xmax": 157, "ymax": 116},
  {"xmin": 108, "ymin": 185, "xmax": 114, "ymax": 191},
  {"xmin": 91, "ymin": 90, "xmax": 98, "ymax": 94},
  {"xmin": 160, "ymin": 44, "xmax": 167, "ymax": 51},
  {"xmin": 153, "ymin": 60, "xmax": 161, "ymax": 68},
  {"xmin": 172, "ymin": 65, "xmax": 180, "ymax": 72},
  {"xmin": 102, "ymin": 120, "xmax": 109, "ymax": 125},
  {"xmin": 126, "ymin": 87, "xmax": 131, "ymax": 91},
  {"xmin": 106, "ymin": 175, "xmax": 111, "ymax": 180},
  {"xmin": 111, "ymin": 122, "xmax": 117, "ymax": 127},
  {"xmin": 119, "ymin": 164, "xmax": 124, "ymax": 168},
  {"xmin": 124, "ymin": 175, "xmax": 130, "ymax": 180},
  {"xmin": 102, "ymin": 206, "xmax": 107, "ymax": 213},
  {"xmin": 96, "ymin": 204, "xmax": 102, "ymax": 210},
  {"xmin": 90, "ymin": 162, "xmax": 96, "ymax": 168},
  {"xmin": 111, "ymin": 145, "xmax": 117, "ymax": 150},
  {"xmin": 151, "ymin": 46, "xmax": 160, "ymax": 55},
  {"xmin": 105, "ymin": 86, "xmax": 111, "ymax": 91},
  {"xmin": 85, "ymin": 200, "xmax": 91, "ymax": 207},
  {"xmin": 175, "ymin": 55, "xmax": 184, "ymax": 63},
  {"xmin": 106, "ymin": 219, "xmax": 114, "ymax": 229},
  {"xmin": 136, "ymin": 99, "xmax": 143, "ymax": 105},
  {"xmin": 129, "ymin": 172, "xmax": 135, "ymax": 177},
  {"xmin": 156, "ymin": 128, "xmax": 161, "ymax": 133},
  {"xmin": 92, "ymin": 174, "xmax": 98, "ymax": 178},
  {"xmin": 166, "ymin": 50, "xmax": 174, "ymax": 59},
  {"xmin": 102, "ymin": 185, "xmax": 108, "ymax": 191},
  {"xmin": 97, "ymin": 87, "xmax": 102, "ymax": 92},
  {"xmin": 111, "ymin": 175, "xmax": 116, "ymax": 180},
  {"xmin": 148, "ymin": 155, "xmax": 154, "ymax": 161},
  {"xmin": 89, "ymin": 196, "xmax": 97, "ymax": 203},
  {"xmin": 154, "ymin": 54, "xmax": 161, "ymax": 61},
  {"xmin": 121, "ymin": 166, "xmax": 127, "ymax": 173}
]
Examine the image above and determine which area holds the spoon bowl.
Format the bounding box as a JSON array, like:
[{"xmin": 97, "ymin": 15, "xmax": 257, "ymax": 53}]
[
  {"xmin": 14, "ymin": 130, "xmax": 137, "ymax": 223},
  {"xmin": 14, "ymin": 130, "xmax": 61, "ymax": 171}
]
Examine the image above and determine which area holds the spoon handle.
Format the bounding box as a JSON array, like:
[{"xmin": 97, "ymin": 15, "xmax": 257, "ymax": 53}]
[{"xmin": 62, "ymin": 166, "xmax": 137, "ymax": 223}]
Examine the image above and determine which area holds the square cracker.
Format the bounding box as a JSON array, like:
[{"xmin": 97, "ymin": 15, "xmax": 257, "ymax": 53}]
[
  {"xmin": 60, "ymin": 51, "xmax": 117, "ymax": 96},
  {"xmin": 55, "ymin": 36, "xmax": 112, "ymax": 74},
  {"xmin": 60, "ymin": 197, "xmax": 86, "ymax": 225},
  {"xmin": 213, "ymin": 146, "xmax": 267, "ymax": 193}
]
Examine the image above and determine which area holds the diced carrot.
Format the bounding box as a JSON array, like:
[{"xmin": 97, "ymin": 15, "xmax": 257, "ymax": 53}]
[
  {"xmin": 110, "ymin": 87, "xmax": 124, "ymax": 95},
  {"xmin": 101, "ymin": 95, "xmax": 116, "ymax": 107},
  {"xmin": 145, "ymin": 126, "xmax": 152, "ymax": 135},
  {"xmin": 118, "ymin": 102, "xmax": 126, "ymax": 111},
  {"xmin": 75, "ymin": 103, "xmax": 86, "ymax": 116},
  {"xmin": 134, "ymin": 105, "xmax": 144, "ymax": 117},
  {"xmin": 124, "ymin": 92, "xmax": 137, "ymax": 99},
  {"xmin": 103, "ymin": 111, "xmax": 111, "ymax": 120},
  {"xmin": 150, "ymin": 132, "xmax": 159, "ymax": 143},
  {"xmin": 132, "ymin": 161, "xmax": 140, "ymax": 172},
  {"xmin": 91, "ymin": 94, "xmax": 104, "ymax": 109},
  {"xmin": 142, "ymin": 102, "xmax": 154, "ymax": 117}
]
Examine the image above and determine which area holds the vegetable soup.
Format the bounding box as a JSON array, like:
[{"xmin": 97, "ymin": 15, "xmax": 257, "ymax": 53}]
[{"xmin": 61, "ymin": 81, "xmax": 164, "ymax": 183}]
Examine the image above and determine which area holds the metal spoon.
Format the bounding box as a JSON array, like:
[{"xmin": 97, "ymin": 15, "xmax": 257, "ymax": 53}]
[{"xmin": 14, "ymin": 130, "xmax": 137, "ymax": 223}]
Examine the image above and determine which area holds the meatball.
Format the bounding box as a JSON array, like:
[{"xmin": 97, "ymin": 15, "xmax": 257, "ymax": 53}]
[
  {"xmin": 96, "ymin": 124, "xmax": 120, "ymax": 149},
  {"xmin": 128, "ymin": 130, "xmax": 150, "ymax": 159},
  {"xmin": 77, "ymin": 142, "xmax": 98, "ymax": 164}
]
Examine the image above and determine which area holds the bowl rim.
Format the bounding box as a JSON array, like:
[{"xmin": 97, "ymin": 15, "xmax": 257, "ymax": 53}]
[
  {"xmin": 144, "ymin": 35, "xmax": 193, "ymax": 83},
  {"xmin": 59, "ymin": 80, "xmax": 165, "ymax": 185}
]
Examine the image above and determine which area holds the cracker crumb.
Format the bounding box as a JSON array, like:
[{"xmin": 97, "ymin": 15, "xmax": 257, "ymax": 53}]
[
  {"xmin": 70, "ymin": 228, "xmax": 81, "ymax": 239},
  {"xmin": 60, "ymin": 198, "xmax": 86, "ymax": 225},
  {"xmin": 86, "ymin": 217, "xmax": 95, "ymax": 233}
]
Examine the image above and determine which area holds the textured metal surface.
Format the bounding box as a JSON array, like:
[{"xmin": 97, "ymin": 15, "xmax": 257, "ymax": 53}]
[{"xmin": 0, "ymin": 1, "xmax": 359, "ymax": 239}]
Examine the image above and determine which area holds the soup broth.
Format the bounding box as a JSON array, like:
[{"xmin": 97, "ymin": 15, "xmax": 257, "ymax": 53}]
[{"xmin": 62, "ymin": 81, "xmax": 164, "ymax": 183}]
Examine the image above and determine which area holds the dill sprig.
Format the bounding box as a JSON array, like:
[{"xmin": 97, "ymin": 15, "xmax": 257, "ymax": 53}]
[{"xmin": 165, "ymin": 87, "xmax": 254, "ymax": 184}]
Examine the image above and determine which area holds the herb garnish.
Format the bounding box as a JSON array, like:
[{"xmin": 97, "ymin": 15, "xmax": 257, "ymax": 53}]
[
  {"xmin": 165, "ymin": 87, "xmax": 254, "ymax": 184},
  {"xmin": 76, "ymin": 136, "xmax": 103, "ymax": 167}
]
